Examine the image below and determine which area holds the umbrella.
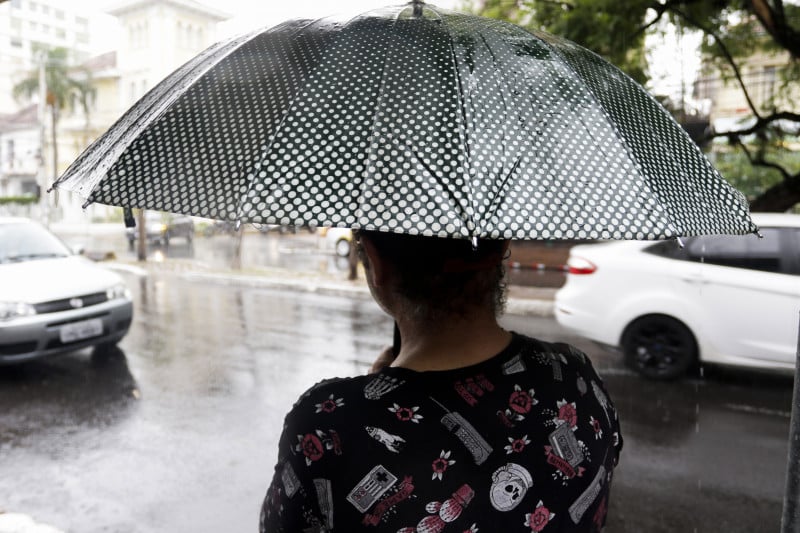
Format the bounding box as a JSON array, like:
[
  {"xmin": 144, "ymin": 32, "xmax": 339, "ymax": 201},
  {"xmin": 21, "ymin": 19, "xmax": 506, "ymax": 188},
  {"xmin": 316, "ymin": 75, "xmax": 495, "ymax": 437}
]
[
  {"xmin": 52, "ymin": 1, "xmax": 798, "ymax": 527},
  {"xmin": 53, "ymin": 1, "xmax": 756, "ymax": 241}
]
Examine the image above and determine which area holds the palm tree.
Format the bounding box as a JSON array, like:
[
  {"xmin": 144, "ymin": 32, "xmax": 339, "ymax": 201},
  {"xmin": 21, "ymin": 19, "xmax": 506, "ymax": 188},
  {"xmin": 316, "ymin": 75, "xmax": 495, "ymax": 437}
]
[{"xmin": 13, "ymin": 47, "xmax": 94, "ymax": 197}]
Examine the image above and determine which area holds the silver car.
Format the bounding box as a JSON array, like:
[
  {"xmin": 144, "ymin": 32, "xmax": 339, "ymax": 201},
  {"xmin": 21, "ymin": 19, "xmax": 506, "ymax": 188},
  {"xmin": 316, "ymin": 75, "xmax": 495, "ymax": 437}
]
[{"xmin": 0, "ymin": 218, "xmax": 134, "ymax": 364}]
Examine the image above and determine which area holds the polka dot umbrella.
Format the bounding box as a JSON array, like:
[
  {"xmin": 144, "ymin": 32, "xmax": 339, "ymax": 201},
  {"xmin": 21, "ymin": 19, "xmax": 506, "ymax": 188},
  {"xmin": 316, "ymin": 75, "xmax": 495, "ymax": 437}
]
[{"xmin": 53, "ymin": 1, "xmax": 757, "ymax": 241}]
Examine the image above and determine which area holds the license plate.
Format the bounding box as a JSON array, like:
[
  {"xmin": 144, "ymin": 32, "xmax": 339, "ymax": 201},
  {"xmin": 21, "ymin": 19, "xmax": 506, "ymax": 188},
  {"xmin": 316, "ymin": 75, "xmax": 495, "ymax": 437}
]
[{"xmin": 59, "ymin": 318, "xmax": 103, "ymax": 343}]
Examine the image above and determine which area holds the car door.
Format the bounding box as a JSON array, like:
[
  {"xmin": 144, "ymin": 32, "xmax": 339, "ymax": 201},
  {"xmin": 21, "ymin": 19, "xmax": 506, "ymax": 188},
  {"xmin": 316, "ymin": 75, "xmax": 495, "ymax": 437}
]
[{"xmin": 687, "ymin": 227, "xmax": 799, "ymax": 366}]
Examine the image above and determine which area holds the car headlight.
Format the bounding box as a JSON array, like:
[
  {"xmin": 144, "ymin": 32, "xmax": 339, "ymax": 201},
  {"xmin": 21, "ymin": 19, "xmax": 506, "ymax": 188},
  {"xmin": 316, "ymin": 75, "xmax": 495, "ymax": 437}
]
[
  {"xmin": 106, "ymin": 284, "xmax": 131, "ymax": 301},
  {"xmin": 0, "ymin": 302, "xmax": 36, "ymax": 321}
]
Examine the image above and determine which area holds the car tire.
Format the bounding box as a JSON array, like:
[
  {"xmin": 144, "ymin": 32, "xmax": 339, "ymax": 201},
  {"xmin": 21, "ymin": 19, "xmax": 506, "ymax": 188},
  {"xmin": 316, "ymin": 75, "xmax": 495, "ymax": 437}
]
[
  {"xmin": 335, "ymin": 238, "xmax": 351, "ymax": 257},
  {"xmin": 622, "ymin": 315, "xmax": 697, "ymax": 380}
]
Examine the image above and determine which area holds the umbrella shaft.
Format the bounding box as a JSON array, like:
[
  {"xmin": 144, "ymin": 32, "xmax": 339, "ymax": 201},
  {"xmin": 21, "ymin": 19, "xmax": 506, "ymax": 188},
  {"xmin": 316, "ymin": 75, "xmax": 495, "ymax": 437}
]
[{"xmin": 782, "ymin": 314, "xmax": 800, "ymax": 533}]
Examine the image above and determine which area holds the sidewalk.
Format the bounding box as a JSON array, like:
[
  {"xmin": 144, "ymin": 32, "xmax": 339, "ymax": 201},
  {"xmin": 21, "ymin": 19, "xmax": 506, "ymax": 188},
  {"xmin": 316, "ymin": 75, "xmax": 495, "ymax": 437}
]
[{"xmin": 105, "ymin": 257, "xmax": 556, "ymax": 317}]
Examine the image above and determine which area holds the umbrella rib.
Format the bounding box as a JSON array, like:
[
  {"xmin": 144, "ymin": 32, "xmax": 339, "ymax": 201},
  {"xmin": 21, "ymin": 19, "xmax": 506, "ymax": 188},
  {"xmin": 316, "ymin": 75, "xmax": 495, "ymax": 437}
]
[
  {"xmin": 55, "ymin": 28, "xmax": 263, "ymax": 201},
  {"xmin": 353, "ymin": 9, "xmax": 402, "ymax": 229},
  {"xmin": 474, "ymin": 30, "xmax": 519, "ymax": 228},
  {"xmin": 433, "ymin": 7, "xmax": 479, "ymax": 238},
  {"xmin": 232, "ymin": 17, "xmax": 340, "ymax": 225},
  {"xmin": 510, "ymin": 23, "xmax": 682, "ymax": 235}
]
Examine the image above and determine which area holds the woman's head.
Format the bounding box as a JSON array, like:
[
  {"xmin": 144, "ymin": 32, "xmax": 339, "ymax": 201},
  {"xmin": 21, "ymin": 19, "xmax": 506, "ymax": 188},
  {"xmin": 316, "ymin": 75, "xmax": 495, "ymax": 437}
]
[{"xmin": 355, "ymin": 230, "xmax": 508, "ymax": 322}]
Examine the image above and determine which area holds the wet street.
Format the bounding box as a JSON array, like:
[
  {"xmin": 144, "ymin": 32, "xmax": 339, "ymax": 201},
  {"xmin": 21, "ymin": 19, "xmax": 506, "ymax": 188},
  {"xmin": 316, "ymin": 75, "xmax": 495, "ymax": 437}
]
[{"xmin": 0, "ymin": 237, "xmax": 794, "ymax": 532}]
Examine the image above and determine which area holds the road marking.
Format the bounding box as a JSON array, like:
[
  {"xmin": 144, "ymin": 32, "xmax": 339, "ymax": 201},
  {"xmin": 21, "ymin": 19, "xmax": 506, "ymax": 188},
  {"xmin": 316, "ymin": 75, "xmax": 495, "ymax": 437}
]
[{"xmin": 724, "ymin": 403, "xmax": 791, "ymax": 418}]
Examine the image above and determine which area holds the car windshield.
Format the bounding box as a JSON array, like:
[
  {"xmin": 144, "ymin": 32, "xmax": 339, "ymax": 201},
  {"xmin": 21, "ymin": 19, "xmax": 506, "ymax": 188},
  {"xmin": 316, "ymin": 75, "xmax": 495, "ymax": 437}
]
[{"xmin": 0, "ymin": 222, "xmax": 72, "ymax": 264}]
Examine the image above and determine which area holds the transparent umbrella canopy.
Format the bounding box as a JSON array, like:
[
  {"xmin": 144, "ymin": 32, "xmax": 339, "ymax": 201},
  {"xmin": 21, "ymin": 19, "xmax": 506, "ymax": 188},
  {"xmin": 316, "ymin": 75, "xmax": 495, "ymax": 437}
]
[{"xmin": 53, "ymin": 1, "xmax": 756, "ymax": 241}]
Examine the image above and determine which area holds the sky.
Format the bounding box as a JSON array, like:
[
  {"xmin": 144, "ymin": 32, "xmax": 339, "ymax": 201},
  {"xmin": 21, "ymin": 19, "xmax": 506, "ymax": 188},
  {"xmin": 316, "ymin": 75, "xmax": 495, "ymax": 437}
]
[
  {"xmin": 75, "ymin": 0, "xmax": 691, "ymax": 100},
  {"xmin": 80, "ymin": 0, "xmax": 462, "ymax": 54}
]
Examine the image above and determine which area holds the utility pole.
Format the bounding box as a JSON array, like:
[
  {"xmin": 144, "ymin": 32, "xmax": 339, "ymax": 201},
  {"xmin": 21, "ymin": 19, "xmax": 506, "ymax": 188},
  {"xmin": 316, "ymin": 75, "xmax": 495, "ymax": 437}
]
[{"xmin": 36, "ymin": 50, "xmax": 49, "ymax": 226}]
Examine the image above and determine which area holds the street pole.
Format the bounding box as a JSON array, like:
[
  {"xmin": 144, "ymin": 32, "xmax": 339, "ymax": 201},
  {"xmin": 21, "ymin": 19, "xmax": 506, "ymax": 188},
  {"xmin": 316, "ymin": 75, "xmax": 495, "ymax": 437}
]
[
  {"xmin": 781, "ymin": 314, "xmax": 800, "ymax": 533},
  {"xmin": 36, "ymin": 51, "xmax": 49, "ymax": 226}
]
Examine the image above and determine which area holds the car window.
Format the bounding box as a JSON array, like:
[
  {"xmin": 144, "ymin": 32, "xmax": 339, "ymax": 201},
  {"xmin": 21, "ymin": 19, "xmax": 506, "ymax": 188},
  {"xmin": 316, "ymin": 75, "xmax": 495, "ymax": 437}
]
[
  {"xmin": 0, "ymin": 222, "xmax": 71, "ymax": 263},
  {"xmin": 685, "ymin": 228, "xmax": 784, "ymax": 274},
  {"xmin": 643, "ymin": 240, "xmax": 689, "ymax": 260}
]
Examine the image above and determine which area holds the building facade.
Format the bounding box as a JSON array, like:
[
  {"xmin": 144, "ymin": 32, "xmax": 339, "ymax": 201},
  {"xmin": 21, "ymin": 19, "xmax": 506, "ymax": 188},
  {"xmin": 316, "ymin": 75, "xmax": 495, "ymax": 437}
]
[{"xmin": 0, "ymin": 0, "xmax": 229, "ymax": 223}]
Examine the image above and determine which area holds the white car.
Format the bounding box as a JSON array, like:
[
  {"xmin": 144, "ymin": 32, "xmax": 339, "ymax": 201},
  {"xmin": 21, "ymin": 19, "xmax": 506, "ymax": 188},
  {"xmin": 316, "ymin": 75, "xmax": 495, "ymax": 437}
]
[
  {"xmin": 0, "ymin": 218, "xmax": 134, "ymax": 364},
  {"xmin": 555, "ymin": 213, "xmax": 800, "ymax": 379}
]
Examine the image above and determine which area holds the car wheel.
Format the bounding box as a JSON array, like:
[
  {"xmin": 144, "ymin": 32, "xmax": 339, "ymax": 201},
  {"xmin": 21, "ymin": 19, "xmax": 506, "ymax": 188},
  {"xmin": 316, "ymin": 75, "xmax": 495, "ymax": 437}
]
[
  {"xmin": 335, "ymin": 238, "xmax": 351, "ymax": 257},
  {"xmin": 622, "ymin": 315, "xmax": 697, "ymax": 380}
]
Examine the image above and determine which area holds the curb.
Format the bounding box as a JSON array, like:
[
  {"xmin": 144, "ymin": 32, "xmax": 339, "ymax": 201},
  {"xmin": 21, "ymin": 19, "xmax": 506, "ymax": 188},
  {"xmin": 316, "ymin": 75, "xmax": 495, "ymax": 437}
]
[
  {"xmin": 0, "ymin": 513, "xmax": 64, "ymax": 533},
  {"xmin": 177, "ymin": 270, "xmax": 555, "ymax": 317}
]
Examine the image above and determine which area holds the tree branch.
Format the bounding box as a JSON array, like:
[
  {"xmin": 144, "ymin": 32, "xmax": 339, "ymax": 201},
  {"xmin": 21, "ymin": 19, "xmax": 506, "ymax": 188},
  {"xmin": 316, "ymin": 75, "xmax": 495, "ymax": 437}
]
[
  {"xmin": 747, "ymin": 0, "xmax": 800, "ymax": 58},
  {"xmin": 733, "ymin": 138, "xmax": 791, "ymax": 181},
  {"xmin": 669, "ymin": 5, "xmax": 763, "ymax": 119},
  {"xmin": 708, "ymin": 111, "xmax": 800, "ymax": 138}
]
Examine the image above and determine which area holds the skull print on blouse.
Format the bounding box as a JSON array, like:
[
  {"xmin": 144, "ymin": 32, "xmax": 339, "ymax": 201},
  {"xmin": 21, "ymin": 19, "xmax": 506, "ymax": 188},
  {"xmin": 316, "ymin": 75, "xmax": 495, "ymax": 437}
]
[{"xmin": 261, "ymin": 333, "xmax": 622, "ymax": 532}]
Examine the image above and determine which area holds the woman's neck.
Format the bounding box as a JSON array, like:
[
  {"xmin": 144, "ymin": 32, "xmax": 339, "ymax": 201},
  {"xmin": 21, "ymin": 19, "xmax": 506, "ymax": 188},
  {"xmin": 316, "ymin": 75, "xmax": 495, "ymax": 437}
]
[{"xmin": 391, "ymin": 313, "xmax": 512, "ymax": 372}]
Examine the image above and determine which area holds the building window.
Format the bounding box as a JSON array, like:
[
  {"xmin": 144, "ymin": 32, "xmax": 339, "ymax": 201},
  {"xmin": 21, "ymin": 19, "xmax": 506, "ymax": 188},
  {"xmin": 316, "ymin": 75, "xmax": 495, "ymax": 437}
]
[
  {"xmin": 10, "ymin": 0, "xmax": 22, "ymax": 8},
  {"xmin": 41, "ymin": 4, "xmax": 49, "ymax": 14},
  {"xmin": 56, "ymin": 28, "xmax": 65, "ymax": 39},
  {"xmin": 10, "ymin": 17, "xmax": 21, "ymax": 30},
  {"xmin": 6, "ymin": 140, "xmax": 15, "ymax": 169},
  {"xmin": 76, "ymin": 16, "xmax": 88, "ymax": 27},
  {"xmin": 29, "ymin": 1, "xmax": 37, "ymax": 12},
  {"xmin": 10, "ymin": 38, "xmax": 23, "ymax": 48},
  {"xmin": 55, "ymin": 9, "xmax": 64, "ymax": 19}
]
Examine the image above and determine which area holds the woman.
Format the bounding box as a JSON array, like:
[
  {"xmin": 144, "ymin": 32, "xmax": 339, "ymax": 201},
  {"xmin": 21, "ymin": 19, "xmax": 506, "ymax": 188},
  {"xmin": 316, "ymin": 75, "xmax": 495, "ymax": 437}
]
[{"xmin": 261, "ymin": 230, "xmax": 622, "ymax": 532}]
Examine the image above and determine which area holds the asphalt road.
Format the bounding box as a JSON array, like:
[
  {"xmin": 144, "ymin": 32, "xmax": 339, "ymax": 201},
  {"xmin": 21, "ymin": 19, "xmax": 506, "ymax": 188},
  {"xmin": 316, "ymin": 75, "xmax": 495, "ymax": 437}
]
[{"xmin": 0, "ymin": 265, "xmax": 793, "ymax": 532}]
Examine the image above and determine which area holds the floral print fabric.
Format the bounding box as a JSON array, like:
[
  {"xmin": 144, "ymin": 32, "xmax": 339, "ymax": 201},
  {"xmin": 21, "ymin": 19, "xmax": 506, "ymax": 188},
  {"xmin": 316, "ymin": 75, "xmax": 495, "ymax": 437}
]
[{"xmin": 261, "ymin": 333, "xmax": 622, "ymax": 532}]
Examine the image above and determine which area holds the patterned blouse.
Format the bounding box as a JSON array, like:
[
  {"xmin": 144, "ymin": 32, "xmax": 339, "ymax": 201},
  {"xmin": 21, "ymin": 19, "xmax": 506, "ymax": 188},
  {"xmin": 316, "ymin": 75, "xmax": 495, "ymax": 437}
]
[{"xmin": 260, "ymin": 333, "xmax": 622, "ymax": 532}]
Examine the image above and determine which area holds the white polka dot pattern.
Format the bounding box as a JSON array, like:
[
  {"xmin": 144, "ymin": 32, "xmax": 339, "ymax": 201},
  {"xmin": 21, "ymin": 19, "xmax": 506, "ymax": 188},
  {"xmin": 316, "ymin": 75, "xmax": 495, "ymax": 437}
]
[{"xmin": 54, "ymin": 3, "xmax": 756, "ymax": 240}]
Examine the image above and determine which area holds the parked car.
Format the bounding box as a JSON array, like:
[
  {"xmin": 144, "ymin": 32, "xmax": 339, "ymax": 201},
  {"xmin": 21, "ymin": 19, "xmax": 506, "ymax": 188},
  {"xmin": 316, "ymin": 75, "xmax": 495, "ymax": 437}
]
[
  {"xmin": 321, "ymin": 227, "xmax": 353, "ymax": 257},
  {"xmin": 126, "ymin": 211, "xmax": 194, "ymax": 248},
  {"xmin": 0, "ymin": 218, "xmax": 134, "ymax": 364},
  {"xmin": 555, "ymin": 213, "xmax": 800, "ymax": 379}
]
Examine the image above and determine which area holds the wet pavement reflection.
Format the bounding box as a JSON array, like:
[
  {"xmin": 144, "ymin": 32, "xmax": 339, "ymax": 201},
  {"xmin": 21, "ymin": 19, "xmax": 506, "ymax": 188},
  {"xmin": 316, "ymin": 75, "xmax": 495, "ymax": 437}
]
[{"xmin": 0, "ymin": 272, "xmax": 792, "ymax": 532}]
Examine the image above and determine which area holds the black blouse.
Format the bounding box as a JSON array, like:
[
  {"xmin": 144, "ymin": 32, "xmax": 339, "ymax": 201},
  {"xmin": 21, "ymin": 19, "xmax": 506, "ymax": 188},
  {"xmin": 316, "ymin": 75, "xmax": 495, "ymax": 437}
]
[{"xmin": 261, "ymin": 333, "xmax": 622, "ymax": 532}]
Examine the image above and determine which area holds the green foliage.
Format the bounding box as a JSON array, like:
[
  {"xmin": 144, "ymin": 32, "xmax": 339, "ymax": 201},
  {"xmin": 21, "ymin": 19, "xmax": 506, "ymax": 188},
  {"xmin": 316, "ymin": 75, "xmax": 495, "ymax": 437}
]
[
  {"xmin": 465, "ymin": 0, "xmax": 652, "ymax": 83},
  {"xmin": 0, "ymin": 196, "xmax": 38, "ymax": 206},
  {"xmin": 12, "ymin": 47, "xmax": 94, "ymax": 119},
  {"xmin": 465, "ymin": 0, "xmax": 800, "ymax": 211}
]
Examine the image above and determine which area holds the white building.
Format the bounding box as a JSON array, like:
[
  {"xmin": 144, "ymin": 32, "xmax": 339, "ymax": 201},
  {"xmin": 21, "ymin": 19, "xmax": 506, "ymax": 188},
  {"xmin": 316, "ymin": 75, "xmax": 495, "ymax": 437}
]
[
  {"xmin": 108, "ymin": 0, "xmax": 228, "ymax": 109},
  {"xmin": 0, "ymin": 0, "xmax": 93, "ymax": 113},
  {"xmin": 1, "ymin": 0, "xmax": 230, "ymax": 223}
]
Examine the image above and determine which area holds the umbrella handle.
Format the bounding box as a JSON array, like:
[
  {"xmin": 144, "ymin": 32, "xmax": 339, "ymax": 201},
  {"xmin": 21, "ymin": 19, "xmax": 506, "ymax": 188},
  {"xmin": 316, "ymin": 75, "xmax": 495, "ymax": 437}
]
[{"xmin": 393, "ymin": 321, "xmax": 401, "ymax": 357}]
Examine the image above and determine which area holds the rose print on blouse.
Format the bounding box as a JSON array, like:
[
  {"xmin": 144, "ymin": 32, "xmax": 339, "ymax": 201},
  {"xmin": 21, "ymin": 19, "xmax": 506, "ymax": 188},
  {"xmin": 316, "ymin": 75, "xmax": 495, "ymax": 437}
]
[
  {"xmin": 295, "ymin": 429, "xmax": 342, "ymax": 465},
  {"xmin": 589, "ymin": 416, "xmax": 603, "ymax": 439},
  {"xmin": 431, "ymin": 450, "xmax": 456, "ymax": 481},
  {"xmin": 556, "ymin": 399, "xmax": 578, "ymax": 429},
  {"xmin": 524, "ymin": 500, "xmax": 555, "ymax": 531},
  {"xmin": 500, "ymin": 385, "xmax": 538, "ymax": 425},
  {"xmin": 315, "ymin": 394, "xmax": 344, "ymax": 413},
  {"xmin": 389, "ymin": 403, "xmax": 423, "ymax": 423},
  {"xmin": 504, "ymin": 435, "xmax": 531, "ymax": 454},
  {"xmin": 297, "ymin": 432, "xmax": 325, "ymax": 465}
]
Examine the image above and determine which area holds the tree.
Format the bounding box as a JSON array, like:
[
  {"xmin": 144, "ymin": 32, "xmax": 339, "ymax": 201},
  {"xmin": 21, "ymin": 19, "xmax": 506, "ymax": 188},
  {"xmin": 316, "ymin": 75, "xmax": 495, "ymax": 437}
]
[
  {"xmin": 465, "ymin": 0, "xmax": 800, "ymax": 212},
  {"xmin": 13, "ymin": 47, "xmax": 94, "ymax": 198}
]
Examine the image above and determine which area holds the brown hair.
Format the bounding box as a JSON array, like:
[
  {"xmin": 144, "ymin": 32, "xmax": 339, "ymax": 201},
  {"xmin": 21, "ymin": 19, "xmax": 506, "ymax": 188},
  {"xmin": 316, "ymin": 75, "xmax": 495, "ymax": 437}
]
[{"xmin": 355, "ymin": 230, "xmax": 508, "ymax": 321}]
